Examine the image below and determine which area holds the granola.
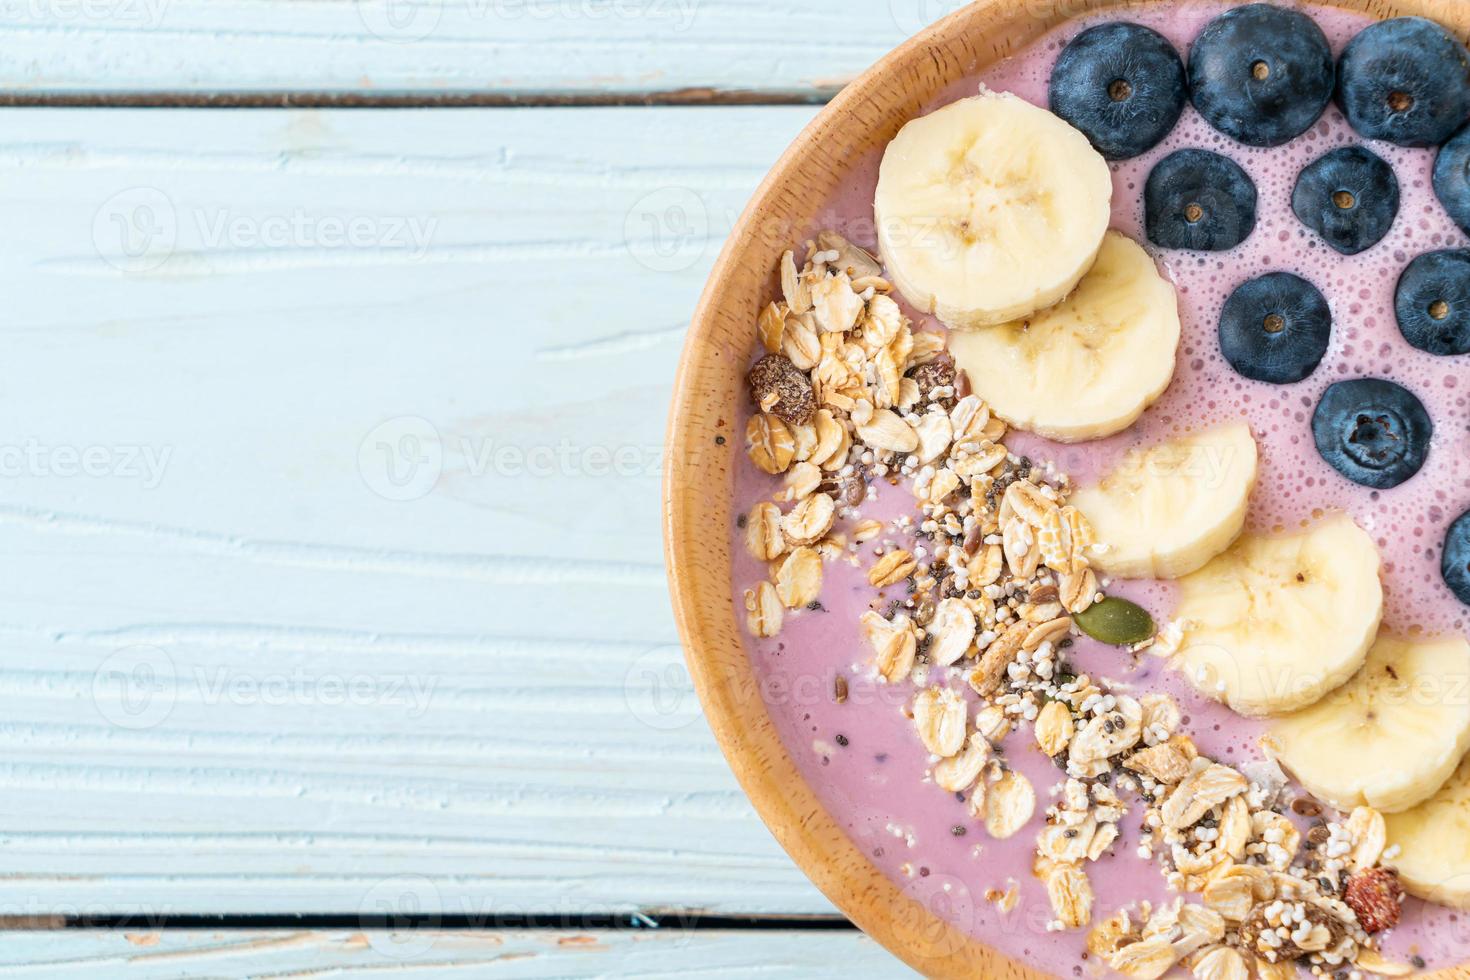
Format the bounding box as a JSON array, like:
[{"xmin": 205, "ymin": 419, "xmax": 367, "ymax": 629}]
[{"xmin": 737, "ymin": 234, "xmax": 1413, "ymax": 979}]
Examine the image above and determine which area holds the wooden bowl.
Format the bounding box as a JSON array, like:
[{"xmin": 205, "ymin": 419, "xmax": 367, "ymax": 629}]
[{"xmin": 664, "ymin": 1, "xmax": 1470, "ymax": 975}]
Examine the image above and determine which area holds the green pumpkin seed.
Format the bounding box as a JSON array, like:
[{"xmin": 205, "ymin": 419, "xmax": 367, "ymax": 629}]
[{"xmin": 1073, "ymin": 597, "xmax": 1156, "ymax": 646}]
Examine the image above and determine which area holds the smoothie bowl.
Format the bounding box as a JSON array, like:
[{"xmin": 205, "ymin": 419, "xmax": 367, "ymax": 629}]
[{"xmin": 663, "ymin": 0, "xmax": 1470, "ymax": 976}]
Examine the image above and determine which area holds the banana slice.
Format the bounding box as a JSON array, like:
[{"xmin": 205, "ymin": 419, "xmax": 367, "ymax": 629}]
[
  {"xmin": 1270, "ymin": 635, "xmax": 1470, "ymax": 815},
  {"xmin": 1386, "ymin": 753, "xmax": 1470, "ymax": 907},
  {"xmin": 947, "ymin": 232, "xmax": 1181, "ymax": 443},
  {"xmin": 1169, "ymin": 514, "xmax": 1383, "ymax": 717},
  {"xmin": 874, "ymin": 90, "xmax": 1112, "ymax": 330},
  {"xmin": 1071, "ymin": 422, "xmax": 1258, "ymax": 580}
]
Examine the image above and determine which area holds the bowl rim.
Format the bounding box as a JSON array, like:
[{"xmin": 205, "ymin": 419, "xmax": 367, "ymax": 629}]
[{"xmin": 664, "ymin": 0, "xmax": 1470, "ymax": 975}]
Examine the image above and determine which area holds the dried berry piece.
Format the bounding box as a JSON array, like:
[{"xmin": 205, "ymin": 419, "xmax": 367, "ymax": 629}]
[
  {"xmin": 955, "ymin": 369, "xmax": 972, "ymax": 400},
  {"xmin": 747, "ymin": 354, "xmax": 816, "ymax": 426},
  {"xmin": 1291, "ymin": 797, "xmax": 1322, "ymax": 818},
  {"xmin": 908, "ymin": 354, "xmax": 958, "ymax": 410},
  {"xmin": 1344, "ymin": 867, "xmax": 1404, "ymax": 934},
  {"xmin": 822, "ymin": 470, "xmax": 867, "ymax": 509}
]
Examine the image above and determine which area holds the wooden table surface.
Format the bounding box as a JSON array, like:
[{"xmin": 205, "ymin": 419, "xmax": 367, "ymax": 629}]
[{"xmin": 0, "ymin": 0, "xmax": 963, "ymax": 974}]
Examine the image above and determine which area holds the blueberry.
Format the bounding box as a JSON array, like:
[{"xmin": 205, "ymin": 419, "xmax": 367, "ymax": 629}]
[
  {"xmin": 1443, "ymin": 510, "xmax": 1470, "ymax": 605},
  {"xmin": 1188, "ymin": 4, "xmax": 1335, "ymax": 147},
  {"xmin": 1292, "ymin": 146, "xmax": 1400, "ymax": 256},
  {"xmin": 1336, "ymin": 17, "xmax": 1470, "ymax": 147},
  {"xmin": 1144, "ymin": 149, "xmax": 1258, "ymax": 251},
  {"xmin": 1312, "ymin": 378, "xmax": 1433, "ymax": 490},
  {"xmin": 1434, "ymin": 122, "xmax": 1470, "ymax": 235},
  {"xmin": 1050, "ymin": 22, "xmax": 1187, "ymax": 160},
  {"xmin": 1218, "ymin": 272, "xmax": 1333, "ymax": 384},
  {"xmin": 1395, "ymin": 249, "xmax": 1470, "ymax": 356}
]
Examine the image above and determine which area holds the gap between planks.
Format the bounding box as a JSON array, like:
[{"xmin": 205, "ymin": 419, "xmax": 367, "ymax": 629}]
[
  {"xmin": 2, "ymin": 913, "xmax": 857, "ymax": 932},
  {"xmin": 0, "ymin": 88, "xmax": 838, "ymax": 108}
]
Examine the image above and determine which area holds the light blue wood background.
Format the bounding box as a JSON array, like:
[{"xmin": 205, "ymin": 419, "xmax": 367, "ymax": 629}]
[
  {"xmin": 0, "ymin": 0, "xmax": 964, "ymax": 974},
  {"xmin": 0, "ymin": 0, "xmax": 966, "ymax": 99}
]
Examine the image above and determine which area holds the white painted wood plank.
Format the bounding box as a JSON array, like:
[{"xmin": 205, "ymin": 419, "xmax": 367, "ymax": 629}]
[
  {"xmin": 0, "ymin": 930, "xmax": 912, "ymax": 977},
  {"xmin": 0, "ymin": 106, "xmax": 838, "ymax": 915},
  {"xmin": 0, "ymin": 0, "xmax": 958, "ymax": 99}
]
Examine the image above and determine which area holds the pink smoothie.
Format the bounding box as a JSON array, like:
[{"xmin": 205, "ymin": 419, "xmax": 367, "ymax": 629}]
[{"xmin": 729, "ymin": 2, "xmax": 1470, "ymax": 975}]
